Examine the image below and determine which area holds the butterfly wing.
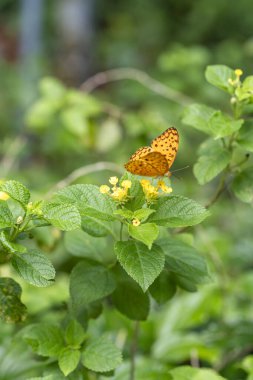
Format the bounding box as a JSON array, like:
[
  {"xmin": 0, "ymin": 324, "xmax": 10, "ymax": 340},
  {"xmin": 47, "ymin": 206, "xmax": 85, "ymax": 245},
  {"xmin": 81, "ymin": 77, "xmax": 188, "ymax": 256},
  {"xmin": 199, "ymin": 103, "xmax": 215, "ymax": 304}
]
[
  {"xmin": 151, "ymin": 127, "xmax": 179, "ymax": 170},
  {"xmin": 125, "ymin": 151, "xmax": 169, "ymax": 176}
]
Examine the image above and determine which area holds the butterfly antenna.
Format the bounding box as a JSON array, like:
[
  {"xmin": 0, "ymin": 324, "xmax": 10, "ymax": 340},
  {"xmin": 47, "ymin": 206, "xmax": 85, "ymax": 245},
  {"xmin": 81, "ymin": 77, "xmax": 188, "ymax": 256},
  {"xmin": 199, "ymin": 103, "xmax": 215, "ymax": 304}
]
[{"xmin": 170, "ymin": 165, "xmax": 190, "ymax": 174}]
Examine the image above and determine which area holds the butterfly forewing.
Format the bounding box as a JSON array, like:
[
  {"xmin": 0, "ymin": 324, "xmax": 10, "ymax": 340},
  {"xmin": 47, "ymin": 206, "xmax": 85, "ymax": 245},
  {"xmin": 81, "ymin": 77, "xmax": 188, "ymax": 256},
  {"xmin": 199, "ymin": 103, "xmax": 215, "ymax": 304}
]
[{"xmin": 151, "ymin": 127, "xmax": 179, "ymax": 169}]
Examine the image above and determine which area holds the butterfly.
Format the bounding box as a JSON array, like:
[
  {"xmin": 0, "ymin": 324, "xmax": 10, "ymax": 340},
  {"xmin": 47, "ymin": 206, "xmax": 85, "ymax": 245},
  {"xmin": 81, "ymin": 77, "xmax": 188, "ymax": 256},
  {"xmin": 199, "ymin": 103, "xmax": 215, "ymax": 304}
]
[{"xmin": 124, "ymin": 127, "xmax": 179, "ymax": 177}]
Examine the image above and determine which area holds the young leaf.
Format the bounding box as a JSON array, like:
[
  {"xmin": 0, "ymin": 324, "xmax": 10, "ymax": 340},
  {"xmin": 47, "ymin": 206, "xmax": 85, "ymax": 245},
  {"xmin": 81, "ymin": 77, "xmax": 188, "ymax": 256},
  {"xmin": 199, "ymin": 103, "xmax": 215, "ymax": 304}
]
[
  {"xmin": 128, "ymin": 222, "xmax": 159, "ymax": 249},
  {"xmin": 149, "ymin": 271, "xmax": 177, "ymax": 304},
  {"xmin": 23, "ymin": 323, "xmax": 64, "ymax": 357},
  {"xmin": 81, "ymin": 336, "xmax": 122, "ymax": 372},
  {"xmin": 65, "ymin": 319, "xmax": 86, "ymax": 347},
  {"xmin": 0, "ymin": 230, "xmax": 26, "ymax": 254},
  {"xmin": 42, "ymin": 202, "xmax": 81, "ymax": 231},
  {"xmin": 70, "ymin": 260, "xmax": 116, "ymax": 306},
  {"xmin": 208, "ymin": 112, "xmax": 243, "ymax": 138},
  {"xmin": 205, "ymin": 64, "xmax": 235, "ymax": 93},
  {"xmin": 149, "ymin": 196, "xmax": 210, "ymax": 227},
  {"xmin": 58, "ymin": 347, "xmax": 80, "ymax": 376},
  {"xmin": 114, "ymin": 208, "xmax": 133, "ymax": 219},
  {"xmin": 237, "ymin": 122, "xmax": 253, "ymax": 152},
  {"xmin": 0, "ymin": 201, "xmax": 13, "ymax": 228},
  {"xmin": 115, "ymin": 241, "xmax": 165, "ymax": 292},
  {"xmin": 133, "ymin": 208, "xmax": 156, "ymax": 221},
  {"xmin": 232, "ymin": 166, "xmax": 253, "ymax": 203},
  {"xmin": 194, "ymin": 147, "xmax": 231, "ymax": 185},
  {"xmin": 158, "ymin": 238, "xmax": 210, "ymax": 285},
  {"xmin": 0, "ymin": 277, "xmax": 27, "ymax": 323},
  {"xmin": 182, "ymin": 104, "xmax": 216, "ymax": 135},
  {"xmin": 55, "ymin": 184, "xmax": 116, "ymax": 221},
  {"xmin": 123, "ymin": 173, "xmax": 145, "ymax": 210},
  {"xmin": 12, "ymin": 249, "xmax": 56, "ymax": 287},
  {"xmin": 0, "ymin": 180, "xmax": 30, "ymax": 208},
  {"xmin": 112, "ymin": 279, "xmax": 150, "ymax": 320}
]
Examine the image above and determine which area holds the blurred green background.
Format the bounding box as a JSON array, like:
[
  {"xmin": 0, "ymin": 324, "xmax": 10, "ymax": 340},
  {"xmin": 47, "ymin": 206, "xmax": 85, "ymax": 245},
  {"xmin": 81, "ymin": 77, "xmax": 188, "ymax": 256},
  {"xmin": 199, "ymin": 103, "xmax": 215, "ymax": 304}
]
[{"xmin": 1, "ymin": 1, "xmax": 253, "ymax": 379}]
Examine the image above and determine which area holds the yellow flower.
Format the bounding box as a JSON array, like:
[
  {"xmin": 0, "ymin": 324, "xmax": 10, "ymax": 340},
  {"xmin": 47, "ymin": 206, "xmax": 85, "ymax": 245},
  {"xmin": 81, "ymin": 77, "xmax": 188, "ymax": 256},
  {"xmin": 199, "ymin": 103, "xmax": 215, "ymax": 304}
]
[
  {"xmin": 111, "ymin": 187, "xmax": 128, "ymax": 202},
  {"xmin": 0, "ymin": 191, "xmax": 9, "ymax": 201},
  {"xmin": 100, "ymin": 185, "xmax": 110, "ymax": 194},
  {"xmin": 109, "ymin": 176, "xmax": 118, "ymax": 186},
  {"xmin": 157, "ymin": 180, "xmax": 172, "ymax": 194},
  {"xmin": 235, "ymin": 68, "xmax": 243, "ymax": 77},
  {"xmin": 140, "ymin": 179, "xmax": 151, "ymax": 189},
  {"xmin": 121, "ymin": 180, "xmax": 132, "ymax": 189},
  {"xmin": 132, "ymin": 218, "xmax": 141, "ymax": 226}
]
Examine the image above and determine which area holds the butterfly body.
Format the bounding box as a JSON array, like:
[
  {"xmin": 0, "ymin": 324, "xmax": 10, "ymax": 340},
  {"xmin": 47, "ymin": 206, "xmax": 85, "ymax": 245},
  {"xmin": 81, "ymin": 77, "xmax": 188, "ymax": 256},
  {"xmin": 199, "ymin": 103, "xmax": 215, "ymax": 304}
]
[{"xmin": 124, "ymin": 127, "xmax": 179, "ymax": 177}]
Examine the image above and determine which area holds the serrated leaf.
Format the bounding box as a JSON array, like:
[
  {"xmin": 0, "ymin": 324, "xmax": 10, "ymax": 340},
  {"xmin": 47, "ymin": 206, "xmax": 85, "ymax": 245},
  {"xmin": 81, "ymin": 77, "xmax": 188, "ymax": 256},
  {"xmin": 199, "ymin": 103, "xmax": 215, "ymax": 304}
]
[
  {"xmin": 0, "ymin": 277, "xmax": 27, "ymax": 323},
  {"xmin": 115, "ymin": 241, "xmax": 165, "ymax": 291},
  {"xmin": 205, "ymin": 64, "xmax": 235, "ymax": 93},
  {"xmin": 170, "ymin": 366, "xmax": 226, "ymax": 380},
  {"xmin": 182, "ymin": 104, "xmax": 243, "ymax": 137},
  {"xmin": 133, "ymin": 208, "xmax": 155, "ymax": 221},
  {"xmin": 23, "ymin": 323, "xmax": 64, "ymax": 357},
  {"xmin": 64, "ymin": 229, "xmax": 106, "ymax": 262},
  {"xmin": 81, "ymin": 215, "xmax": 115, "ymax": 237},
  {"xmin": 0, "ymin": 180, "xmax": 30, "ymax": 208},
  {"xmin": 122, "ymin": 173, "xmax": 146, "ymax": 210},
  {"xmin": 128, "ymin": 222, "xmax": 159, "ymax": 249},
  {"xmin": 112, "ymin": 279, "xmax": 150, "ymax": 320},
  {"xmin": 81, "ymin": 336, "xmax": 122, "ymax": 372},
  {"xmin": 194, "ymin": 146, "xmax": 231, "ymax": 185},
  {"xmin": 12, "ymin": 249, "xmax": 55, "ymax": 287},
  {"xmin": 58, "ymin": 347, "xmax": 80, "ymax": 376},
  {"xmin": 65, "ymin": 319, "xmax": 86, "ymax": 347},
  {"xmin": 149, "ymin": 196, "xmax": 210, "ymax": 227},
  {"xmin": 158, "ymin": 238, "xmax": 210, "ymax": 285},
  {"xmin": 70, "ymin": 261, "xmax": 116, "ymax": 306},
  {"xmin": 149, "ymin": 271, "xmax": 176, "ymax": 304},
  {"xmin": 232, "ymin": 167, "xmax": 253, "ymax": 203},
  {"xmin": 42, "ymin": 202, "xmax": 81, "ymax": 231},
  {"xmin": 55, "ymin": 184, "xmax": 116, "ymax": 221},
  {"xmin": 0, "ymin": 201, "xmax": 13, "ymax": 228}
]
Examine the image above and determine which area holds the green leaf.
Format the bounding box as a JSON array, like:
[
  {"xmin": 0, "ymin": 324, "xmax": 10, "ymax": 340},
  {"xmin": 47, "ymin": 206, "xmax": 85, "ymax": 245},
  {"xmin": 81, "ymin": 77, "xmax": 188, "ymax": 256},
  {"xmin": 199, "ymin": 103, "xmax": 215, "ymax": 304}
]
[
  {"xmin": 42, "ymin": 202, "xmax": 81, "ymax": 231},
  {"xmin": 115, "ymin": 241, "xmax": 165, "ymax": 291},
  {"xmin": 0, "ymin": 230, "xmax": 26, "ymax": 254},
  {"xmin": 81, "ymin": 215, "xmax": 115, "ymax": 237},
  {"xmin": 237, "ymin": 122, "xmax": 253, "ymax": 152},
  {"xmin": 112, "ymin": 279, "xmax": 150, "ymax": 320},
  {"xmin": 123, "ymin": 173, "xmax": 145, "ymax": 210},
  {"xmin": 194, "ymin": 144, "xmax": 231, "ymax": 185},
  {"xmin": 149, "ymin": 271, "xmax": 176, "ymax": 304},
  {"xmin": 64, "ymin": 229, "xmax": 106, "ymax": 263},
  {"xmin": 12, "ymin": 249, "xmax": 56, "ymax": 287},
  {"xmin": 0, "ymin": 277, "xmax": 27, "ymax": 323},
  {"xmin": 128, "ymin": 222, "xmax": 159, "ymax": 249},
  {"xmin": 70, "ymin": 260, "xmax": 116, "ymax": 306},
  {"xmin": 23, "ymin": 323, "xmax": 64, "ymax": 357},
  {"xmin": 182, "ymin": 104, "xmax": 243, "ymax": 137},
  {"xmin": 149, "ymin": 196, "xmax": 210, "ymax": 227},
  {"xmin": 65, "ymin": 319, "xmax": 86, "ymax": 347},
  {"xmin": 205, "ymin": 64, "xmax": 235, "ymax": 92},
  {"xmin": 133, "ymin": 208, "xmax": 156, "ymax": 221},
  {"xmin": 0, "ymin": 201, "xmax": 13, "ymax": 228},
  {"xmin": 158, "ymin": 238, "xmax": 210, "ymax": 285},
  {"xmin": 0, "ymin": 180, "xmax": 30, "ymax": 208},
  {"xmin": 39, "ymin": 77, "xmax": 66, "ymax": 99},
  {"xmin": 232, "ymin": 166, "xmax": 253, "ymax": 203},
  {"xmin": 170, "ymin": 366, "xmax": 226, "ymax": 380},
  {"xmin": 114, "ymin": 208, "xmax": 133, "ymax": 219},
  {"xmin": 58, "ymin": 347, "xmax": 80, "ymax": 376},
  {"xmin": 55, "ymin": 184, "xmax": 116, "ymax": 222},
  {"xmin": 81, "ymin": 336, "xmax": 122, "ymax": 372}
]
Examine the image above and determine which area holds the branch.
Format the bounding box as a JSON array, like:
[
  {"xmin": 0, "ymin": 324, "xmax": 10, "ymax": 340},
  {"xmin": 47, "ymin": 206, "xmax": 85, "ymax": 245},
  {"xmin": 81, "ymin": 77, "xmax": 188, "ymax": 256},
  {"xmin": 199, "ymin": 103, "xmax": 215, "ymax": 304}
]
[
  {"xmin": 130, "ymin": 321, "xmax": 139, "ymax": 380},
  {"xmin": 46, "ymin": 161, "xmax": 123, "ymax": 196},
  {"xmin": 80, "ymin": 67, "xmax": 193, "ymax": 106}
]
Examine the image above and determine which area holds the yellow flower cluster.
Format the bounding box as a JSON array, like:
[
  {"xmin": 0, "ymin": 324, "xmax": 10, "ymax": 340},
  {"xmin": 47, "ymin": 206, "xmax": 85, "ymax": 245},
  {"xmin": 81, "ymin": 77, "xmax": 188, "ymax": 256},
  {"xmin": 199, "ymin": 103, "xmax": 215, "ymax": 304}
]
[
  {"xmin": 228, "ymin": 68, "xmax": 243, "ymax": 87},
  {"xmin": 0, "ymin": 191, "xmax": 9, "ymax": 201},
  {"xmin": 100, "ymin": 177, "xmax": 132, "ymax": 203},
  {"xmin": 140, "ymin": 179, "xmax": 172, "ymax": 203}
]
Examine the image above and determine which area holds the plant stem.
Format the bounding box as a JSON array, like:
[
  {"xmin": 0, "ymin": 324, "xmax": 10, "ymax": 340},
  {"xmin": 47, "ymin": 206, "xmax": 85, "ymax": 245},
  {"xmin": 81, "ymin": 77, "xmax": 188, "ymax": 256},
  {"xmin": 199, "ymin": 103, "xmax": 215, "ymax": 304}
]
[
  {"xmin": 119, "ymin": 222, "xmax": 123, "ymax": 241},
  {"xmin": 205, "ymin": 171, "xmax": 228, "ymax": 209},
  {"xmin": 130, "ymin": 321, "xmax": 139, "ymax": 380}
]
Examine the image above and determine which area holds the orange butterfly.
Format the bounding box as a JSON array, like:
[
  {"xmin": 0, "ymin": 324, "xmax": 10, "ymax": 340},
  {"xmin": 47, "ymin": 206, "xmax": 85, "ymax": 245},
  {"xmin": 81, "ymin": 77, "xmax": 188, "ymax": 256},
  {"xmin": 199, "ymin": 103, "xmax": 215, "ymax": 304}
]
[{"xmin": 124, "ymin": 127, "xmax": 179, "ymax": 177}]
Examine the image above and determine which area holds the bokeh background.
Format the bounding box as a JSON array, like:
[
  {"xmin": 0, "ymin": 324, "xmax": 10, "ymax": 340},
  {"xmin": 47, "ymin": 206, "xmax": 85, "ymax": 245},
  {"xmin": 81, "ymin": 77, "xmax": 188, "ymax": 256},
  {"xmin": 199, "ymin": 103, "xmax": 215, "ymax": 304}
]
[{"xmin": 1, "ymin": 1, "xmax": 253, "ymax": 379}]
